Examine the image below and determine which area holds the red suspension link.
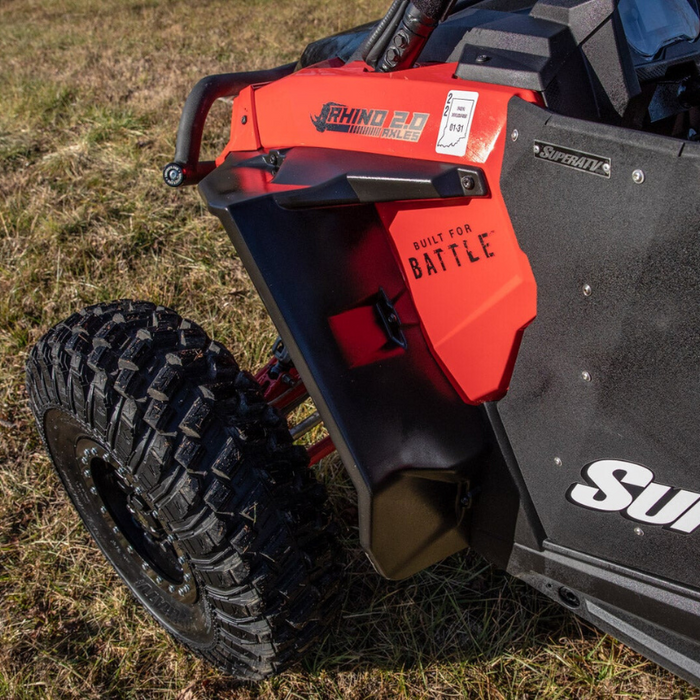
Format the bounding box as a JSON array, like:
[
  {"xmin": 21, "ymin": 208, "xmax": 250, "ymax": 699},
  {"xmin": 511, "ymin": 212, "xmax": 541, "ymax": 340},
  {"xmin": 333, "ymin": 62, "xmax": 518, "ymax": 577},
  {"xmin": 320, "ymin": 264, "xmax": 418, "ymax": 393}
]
[{"xmin": 255, "ymin": 348, "xmax": 336, "ymax": 465}]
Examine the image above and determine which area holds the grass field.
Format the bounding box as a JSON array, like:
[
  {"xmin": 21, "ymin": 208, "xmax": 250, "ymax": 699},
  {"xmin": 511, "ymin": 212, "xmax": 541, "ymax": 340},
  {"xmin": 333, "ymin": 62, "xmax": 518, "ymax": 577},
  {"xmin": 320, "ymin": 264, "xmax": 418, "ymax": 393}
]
[{"xmin": 0, "ymin": 0, "xmax": 698, "ymax": 697}]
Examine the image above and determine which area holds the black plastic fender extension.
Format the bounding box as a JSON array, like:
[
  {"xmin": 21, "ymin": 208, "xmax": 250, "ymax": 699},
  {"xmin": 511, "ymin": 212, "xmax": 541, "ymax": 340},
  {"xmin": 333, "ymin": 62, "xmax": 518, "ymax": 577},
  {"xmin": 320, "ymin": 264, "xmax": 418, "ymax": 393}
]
[{"xmin": 198, "ymin": 147, "xmax": 534, "ymax": 579}]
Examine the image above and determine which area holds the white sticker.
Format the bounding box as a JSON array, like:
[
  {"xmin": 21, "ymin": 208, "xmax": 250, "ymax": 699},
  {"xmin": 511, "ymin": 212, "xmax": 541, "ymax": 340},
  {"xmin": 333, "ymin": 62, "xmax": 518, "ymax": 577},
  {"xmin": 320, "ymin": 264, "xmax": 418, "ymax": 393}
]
[{"xmin": 435, "ymin": 90, "xmax": 479, "ymax": 157}]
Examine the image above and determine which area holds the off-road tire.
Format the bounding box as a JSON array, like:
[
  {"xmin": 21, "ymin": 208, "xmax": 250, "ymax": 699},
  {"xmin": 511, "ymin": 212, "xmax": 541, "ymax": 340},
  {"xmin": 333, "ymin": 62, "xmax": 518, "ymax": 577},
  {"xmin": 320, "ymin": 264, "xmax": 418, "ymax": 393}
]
[{"xmin": 25, "ymin": 300, "xmax": 339, "ymax": 680}]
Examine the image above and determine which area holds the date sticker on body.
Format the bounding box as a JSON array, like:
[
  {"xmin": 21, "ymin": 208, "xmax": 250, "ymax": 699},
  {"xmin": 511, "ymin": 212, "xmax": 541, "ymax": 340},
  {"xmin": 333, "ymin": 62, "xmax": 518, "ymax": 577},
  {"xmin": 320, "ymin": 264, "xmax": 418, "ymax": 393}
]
[{"xmin": 436, "ymin": 90, "xmax": 479, "ymax": 157}]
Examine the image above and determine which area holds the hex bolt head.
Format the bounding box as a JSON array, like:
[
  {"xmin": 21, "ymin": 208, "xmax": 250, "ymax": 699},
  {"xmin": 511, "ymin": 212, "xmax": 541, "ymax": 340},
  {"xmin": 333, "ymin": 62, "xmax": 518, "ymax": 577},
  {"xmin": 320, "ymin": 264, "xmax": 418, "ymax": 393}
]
[
  {"xmin": 583, "ymin": 284, "xmax": 592, "ymax": 297},
  {"xmin": 112, "ymin": 526, "xmax": 119, "ymax": 534},
  {"xmin": 142, "ymin": 562, "xmax": 150, "ymax": 571},
  {"xmin": 167, "ymin": 534, "xmax": 175, "ymax": 543},
  {"xmin": 511, "ymin": 129, "xmax": 519, "ymax": 142},
  {"xmin": 178, "ymin": 555, "xmax": 186, "ymax": 565},
  {"xmin": 100, "ymin": 506, "xmax": 107, "ymax": 514},
  {"xmin": 554, "ymin": 457, "xmax": 563, "ymax": 467},
  {"xmin": 179, "ymin": 585, "xmax": 190, "ymax": 595},
  {"xmin": 168, "ymin": 585, "xmax": 176, "ymax": 594},
  {"xmin": 81, "ymin": 457, "xmax": 88, "ymax": 465},
  {"xmin": 632, "ymin": 169, "xmax": 645, "ymax": 184},
  {"xmin": 475, "ymin": 54, "xmax": 491, "ymax": 63},
  {"xmin": 90, "ymin": 487, "xmax": 97, "ymax": 495},
  {"xmin": 90, "ymin": 448, "xmax": 98, "ymax": 456},
  {"xmin": 581, "ymin": 371, "xmax": 592, "ymax": 382},
  {"xmin": 634, "ymin": 526, "xmax": 644, "ymax": 536},
  {"xmin": 156, "ymin": 576, "xmax": 163, "ymax": 584},
  {"xmin": 134, "ymin": 486, "xmax": 142, "ymax": 495},
  {"xmin": 83, "ymin": 469, "xmax": 91, "ymax": 478},
  {"xmin": 184, "ymin": 573, "xmax": 191, "ymax": 582}
]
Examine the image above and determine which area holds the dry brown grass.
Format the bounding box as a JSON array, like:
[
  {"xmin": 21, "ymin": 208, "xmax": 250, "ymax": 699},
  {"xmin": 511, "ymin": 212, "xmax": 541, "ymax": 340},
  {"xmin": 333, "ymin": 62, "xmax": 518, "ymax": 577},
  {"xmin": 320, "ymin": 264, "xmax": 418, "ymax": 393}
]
[{"xmin": 0, "ymin": 0, "xmax": 698, "ymax": 698}]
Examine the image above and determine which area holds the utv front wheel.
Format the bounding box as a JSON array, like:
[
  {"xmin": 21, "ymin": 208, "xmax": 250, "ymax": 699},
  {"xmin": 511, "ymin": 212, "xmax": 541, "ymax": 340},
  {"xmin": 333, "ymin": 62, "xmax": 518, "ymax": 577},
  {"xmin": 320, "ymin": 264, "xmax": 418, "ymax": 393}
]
[{"xmin": 25, "ymin": 300, "xmax": 338, "ymax": 680}]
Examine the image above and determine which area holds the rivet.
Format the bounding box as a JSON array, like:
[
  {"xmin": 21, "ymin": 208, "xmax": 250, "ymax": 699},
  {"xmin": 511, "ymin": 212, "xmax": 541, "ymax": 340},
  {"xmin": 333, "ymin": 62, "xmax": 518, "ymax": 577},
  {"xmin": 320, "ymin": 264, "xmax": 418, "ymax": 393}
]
[
  {"xmin": 461, "ymin": 175, "xmax": 475, "ymax": 191},
  {"xmin": 511, "ymin": 129, "xmax": 519, "ymax": 142},
  {"xmin": 634, "ymin": 526, "xmax": 644, "ymax": 536},
  {"xmin": 554, "ymin": 457, "xmax": 563, "ymax": 467},
  {"xmin": 583, "ymin": 284, "xmax": 592, "ymax": 297},
  {"xmin": 581, "ymin": 371, "xmax": 592, "ymax": 382},
  {"xmin": 533, "ymin": 144, "xmax": 541, "ymax": 155},
  {"xmin": 632, "ymin": 169, "xmax": 645, "ymax": 184},
  {"xmin": 602, "ymin": 163, "xmax": 611, "ymax": 174},
  {"xmin": 184, "ymin": 573, "xmax": 191, "ymax": 582}
]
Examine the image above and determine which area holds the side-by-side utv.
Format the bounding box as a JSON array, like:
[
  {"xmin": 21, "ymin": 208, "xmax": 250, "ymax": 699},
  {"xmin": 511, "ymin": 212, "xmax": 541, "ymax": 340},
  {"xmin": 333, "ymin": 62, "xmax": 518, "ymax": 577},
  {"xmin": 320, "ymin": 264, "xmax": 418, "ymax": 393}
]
[{"xmin": 26, "ymin": 0, "xmax": 700, "ymax": 685}]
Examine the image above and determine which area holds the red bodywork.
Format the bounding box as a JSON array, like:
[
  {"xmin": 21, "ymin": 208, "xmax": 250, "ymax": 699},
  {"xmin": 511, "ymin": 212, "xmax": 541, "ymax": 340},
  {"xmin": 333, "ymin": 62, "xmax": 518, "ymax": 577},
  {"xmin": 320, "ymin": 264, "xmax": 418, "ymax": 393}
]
[{"xmin": 219, "ymin": 61, "xmax": 539, "ymax": 405}]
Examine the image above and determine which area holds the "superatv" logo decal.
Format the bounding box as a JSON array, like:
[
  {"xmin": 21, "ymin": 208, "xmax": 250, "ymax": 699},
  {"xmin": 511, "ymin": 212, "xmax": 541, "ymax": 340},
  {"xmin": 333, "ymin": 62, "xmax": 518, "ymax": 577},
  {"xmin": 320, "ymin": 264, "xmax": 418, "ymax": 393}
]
[
  {"xmin": 311, "ymin": 102, "xmax": 429, "ymax": 142},
  {"xmin": 535, "ymin": 141, "xmax": 611, "ymax": 178},
  {"xmin": 568, "ymin": 460, "xmax": 700, "ymax": 533}
]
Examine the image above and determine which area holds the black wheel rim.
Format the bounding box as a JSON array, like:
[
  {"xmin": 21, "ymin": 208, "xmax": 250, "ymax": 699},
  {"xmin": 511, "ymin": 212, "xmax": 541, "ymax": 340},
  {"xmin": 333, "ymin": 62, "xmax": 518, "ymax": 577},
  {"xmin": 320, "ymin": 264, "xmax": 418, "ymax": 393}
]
[{"xmin": 75, "ymin": 437, "xmax": 197, "ymax": 603}]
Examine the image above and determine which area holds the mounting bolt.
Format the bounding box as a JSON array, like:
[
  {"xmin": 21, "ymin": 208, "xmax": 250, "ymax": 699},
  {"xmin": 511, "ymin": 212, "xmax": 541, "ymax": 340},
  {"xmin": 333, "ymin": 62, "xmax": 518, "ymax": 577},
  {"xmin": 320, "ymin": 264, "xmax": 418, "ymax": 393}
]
[
  {"xmin": 117, "ymin": 467, "xmax": 126, "ymax": 476},
  {"xmin": 162, "ymin": 162, "xmax": 185, "ymax": 188},
  {"xmin": 475, "ymin": 54, "xmax": 491, "ymax": 63},
  {"xmin": 100, "ymin": 506, "xmax": 107, "ymax": 514},
  {"xmin": 581, "ymin": 371, "xmax": 592, "ymax": 382},
  {"xmin": 602, "ymin": 163, "xmax": 611, "ymax": 175},
  {"xmin": 168, "ymin": 585, "xmax": 176, "ymax": 593},
  {"xmin": 90, "ymin": 448, "xmax": 98, "ymax": 456},
  {"xmin": 634, "ymin": 526, "xmax": 644, "ymax": 536},
  {"xmin": 533, "ymin": 144, "xmax": 541, "ymax": 155},
  {"xmin": 127, "ymin": 545, "xmax": 134, "ymax": 553},
  {"xmin": 632, "ymin": 169, "xmax": 645, "ymax": 184},
  {"xmin": 156, "ymin": 576, "xmax": 163, "ymax": 584},
  {"xmin": 461, "ymin": 175, "xmax": 475, "ymax": 191},
  {"xmin": 112, "ymin": 526, "xmax": 119, "ymax": 534},
  {"xmin": 511, "ymin": 129, "xmax": 519, "ymax": 142},
  {"xmin": 178, "ymin": 585, "xmax": 190, "ymax": 596},
  {"xmin": 90, "ymin": 487, "xmax": 97, "ymax": 495},
  {"xmin": 184, "ymin": 573, "xmax": 191, "ymax": 582},
  {"xmin": 81, "ymin": 457, "xmax": 88, "ymax": 465},
  {"xmin": 142, "ymin": 562, "xmax": 149, "ymax": 571},
  {"xmin": 151, "ymin": 511, "xmax": 159, "ymax": 519},
  {"xmin": 554, "ymin": 457, "xmax": 563, "ymax": 467},
  {"xmin": 241, "ymin": 115, "xmax": 247, "ymax": 125},
  {"xmin": 178, "ymin": 556, "xmax": 186, "ymax": 565},
  {"xmin": 83, "ymin": 469, "xmax": 91, "ymax": 478},
  {"xmin": 134, "ymin": 486, "xmax": 142, "ymax": 495},
  {"xmin": 167, "ymin": 534, "xmax": 175, "ymax": 543}
]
